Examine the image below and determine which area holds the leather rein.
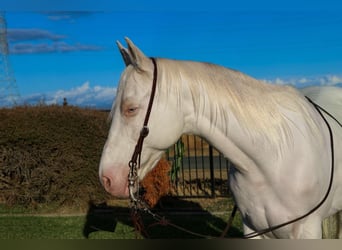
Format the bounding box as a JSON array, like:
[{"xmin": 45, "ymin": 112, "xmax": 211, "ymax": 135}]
[
  {"xmin": 127, "ymin": 57, "xmax": 341, "ymax": 238},
  {"xmin": 243, "ymin": 96, "xmax": 339, "ymax": 238}
]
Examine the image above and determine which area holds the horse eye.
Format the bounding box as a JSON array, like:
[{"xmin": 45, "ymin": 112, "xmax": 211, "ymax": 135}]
[{"xmin": 125, "ymin": 107, "xmax": 138, "ymax": 116}]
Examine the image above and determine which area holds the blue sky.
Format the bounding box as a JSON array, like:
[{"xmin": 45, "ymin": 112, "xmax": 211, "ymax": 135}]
[{"xmin": 1, "ymin": 1, "xmax": 342, "ymax": 108}]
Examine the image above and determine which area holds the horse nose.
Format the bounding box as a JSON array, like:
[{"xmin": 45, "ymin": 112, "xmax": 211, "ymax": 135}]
[{"xmin": 100, "ymin": 166, "xmax": 130, "ymax": 197}]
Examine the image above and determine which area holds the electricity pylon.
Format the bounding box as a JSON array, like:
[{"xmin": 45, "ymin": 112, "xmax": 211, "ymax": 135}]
[{"xmin": 0, "ymin": 11, "xmax": 20, "ymax": 107}]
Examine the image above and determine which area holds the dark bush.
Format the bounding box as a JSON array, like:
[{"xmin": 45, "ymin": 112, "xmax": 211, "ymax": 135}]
[{"xmin": 0, "ymin": 105, "xmax": 111, "ymax": 209}]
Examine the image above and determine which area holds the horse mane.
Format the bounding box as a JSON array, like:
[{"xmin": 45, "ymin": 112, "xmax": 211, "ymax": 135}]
[{"xmin": 156, "ymin": 58, "xmax": 319, "ymax": 150}]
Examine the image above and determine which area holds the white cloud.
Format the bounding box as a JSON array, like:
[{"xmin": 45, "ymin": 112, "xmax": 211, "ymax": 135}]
[
  {"xmin": 319, "ymin": 75, "xmax": 342, "ymax": 86},
  {"xmin": 268, "ymin": 77, "xmax": 290, "ymax": 85},
  {"xmin": 21, "ymin": 82, "xmax": 116, "ymax": 108},
  {"xmin": 6, "ymin": 74, "xmax": 341, "ymax": 109},
  {"xmin": 263, "ymin": 74, "xmax": 342, "ymax": 88}
]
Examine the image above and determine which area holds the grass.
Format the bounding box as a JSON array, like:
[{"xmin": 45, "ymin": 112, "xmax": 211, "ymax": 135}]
[
  {"xmin": 0, "ymin": 213, "xmax": 243, "ymax": 239},
  {"xmin": 0, "ymin": 216, "xmax": 87, "ymax": 239},
  {"xmin": 0, "ymin": 198, "xmax": 243, "ymax": 239},
  {"xmin": 0, "ymin": 215, "xmax": 139, "ymax": 239}
]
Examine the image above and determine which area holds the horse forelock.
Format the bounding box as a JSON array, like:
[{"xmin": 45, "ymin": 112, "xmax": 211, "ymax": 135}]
[
  {"xmin": 155, "ymin": 58, "xmax": 320, "ymax": 151},
  {"xmin": 108, "ymin": 65, "xmax": 144, "ymax": 123}
]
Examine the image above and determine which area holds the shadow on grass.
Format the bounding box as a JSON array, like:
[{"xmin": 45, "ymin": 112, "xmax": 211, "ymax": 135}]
[{"xmin": 83, "ymin": 197, "xmax": 243, "ymax": 239}]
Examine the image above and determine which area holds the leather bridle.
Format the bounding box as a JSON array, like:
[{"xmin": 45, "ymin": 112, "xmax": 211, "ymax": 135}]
[{"xmin": 128, "ymin": 57, "xmax": 158, "ymax": 204}]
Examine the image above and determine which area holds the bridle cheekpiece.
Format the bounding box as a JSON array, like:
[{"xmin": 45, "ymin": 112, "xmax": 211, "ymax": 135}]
[{"xmin": 128, "ymin": 57, "xmax": 158, "ymax": 205}]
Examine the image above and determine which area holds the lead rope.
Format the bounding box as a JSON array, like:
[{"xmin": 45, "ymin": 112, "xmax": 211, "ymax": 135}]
[
  {"xmin": 131, "ymin": 197, "xmax": 238, "ymax": 239},
  {"xmin": 220, "ymin": 205, "xmax": 238, "ymax": 238}
]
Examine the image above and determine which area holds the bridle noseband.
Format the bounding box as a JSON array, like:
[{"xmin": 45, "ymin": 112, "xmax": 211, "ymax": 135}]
[{"xmin": 128, "ymin": 57, "xmax": 158, "ymax": 204}]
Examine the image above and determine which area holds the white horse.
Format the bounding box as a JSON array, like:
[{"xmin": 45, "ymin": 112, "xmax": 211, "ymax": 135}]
[{"xmin": 99, "ymin": 38, "xmax": 342, "ymax": 238}]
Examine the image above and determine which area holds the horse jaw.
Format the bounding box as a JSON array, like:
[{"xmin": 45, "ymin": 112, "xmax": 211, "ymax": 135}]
[{"xmin": 99, "ymin": 136, "xmax": 165, "ymax": 198}]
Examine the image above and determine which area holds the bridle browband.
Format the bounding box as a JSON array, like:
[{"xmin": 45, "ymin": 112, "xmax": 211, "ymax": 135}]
[
  {"xmin": 127, "ymin": 56, "xmax": 341, "ymax": 238},
  {"xmin": 128, "ymin": 57, "xmax": 158, "ymax": 204}
]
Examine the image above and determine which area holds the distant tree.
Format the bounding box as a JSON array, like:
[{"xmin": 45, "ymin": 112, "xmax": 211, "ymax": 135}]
[{"xmin": 63, "ymin": 97, "xmax": 68, "ymax": 106}]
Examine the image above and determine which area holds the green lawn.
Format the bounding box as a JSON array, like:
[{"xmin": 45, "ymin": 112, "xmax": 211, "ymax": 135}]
[
  {"xmin": 0, "ymin": 215, "xmax": 136, "ymax": 239},
  {"xmin": 0, "ymin": 206, "xmax": 243, "ymax": 239}
]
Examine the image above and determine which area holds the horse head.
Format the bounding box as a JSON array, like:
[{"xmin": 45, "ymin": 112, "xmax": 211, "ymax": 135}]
[{"xmin": 99, "ymin": 38, "xmax": 184, "ymax": 197}]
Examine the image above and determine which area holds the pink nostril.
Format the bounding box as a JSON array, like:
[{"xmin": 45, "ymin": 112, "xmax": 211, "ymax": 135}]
[
  {"xmin": 102, "ymin": 176, "xmax": 111, "ymax": 191},
  {"xmin": 100, "ymin": 168, "xmax": 129, "ymax": 197}
]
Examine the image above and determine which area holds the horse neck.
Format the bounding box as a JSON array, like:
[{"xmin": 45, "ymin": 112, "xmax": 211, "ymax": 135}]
[
  {"xmin": 191, "ymin": 100, "xmax": 271, "ymax": 173},
  {"xmin": 161, "ymin": 59, "xmax": 282, "ymax": 172}
]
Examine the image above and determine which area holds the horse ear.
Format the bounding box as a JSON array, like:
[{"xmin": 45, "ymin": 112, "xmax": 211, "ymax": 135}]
[
  {"xmin": 116, "ymin": 40, "xmax": 132, "ymax": 66},
  {"xmin": 124, "ymin": 37, "xmax": 150, "ymax": 71}
]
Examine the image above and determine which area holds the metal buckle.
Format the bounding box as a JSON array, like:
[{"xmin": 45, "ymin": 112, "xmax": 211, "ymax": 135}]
[
  {"xmin": 140, "ymin": 126, "xmax": 149, "ymax": 137},
  {"xmin": 128, "ymin": 160, "xmax": 139, "ymax": 203}
]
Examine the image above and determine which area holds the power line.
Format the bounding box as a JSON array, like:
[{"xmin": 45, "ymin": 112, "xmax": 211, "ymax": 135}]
[{"xmin": 0, "ymin": 11, "xmax": 20, "ymax": 107}]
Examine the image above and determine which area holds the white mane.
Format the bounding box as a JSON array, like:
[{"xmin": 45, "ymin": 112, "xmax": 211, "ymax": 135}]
[{"xmin": 155, "ymin": 58, "xmax": 319, "ymax": 150}]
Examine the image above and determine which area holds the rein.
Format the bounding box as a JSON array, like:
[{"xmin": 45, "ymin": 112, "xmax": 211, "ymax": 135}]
[
  {"xmin": 127, "ymin": 57, "xmax": 341, "ymax": 238},
  {"xmin": 243, "ymin": 97, "xmax": 340, "ymax": 238}
]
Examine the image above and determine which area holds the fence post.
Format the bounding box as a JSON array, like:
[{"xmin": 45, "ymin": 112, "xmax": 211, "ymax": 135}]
[{"xmin": 209, "ymin": 145, "xmax": 216, "ymax": 198}]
